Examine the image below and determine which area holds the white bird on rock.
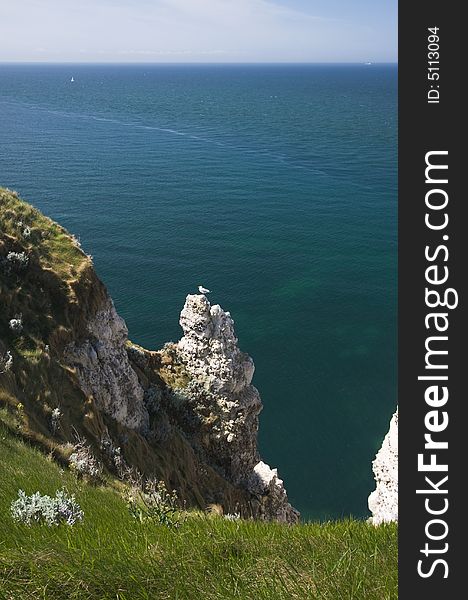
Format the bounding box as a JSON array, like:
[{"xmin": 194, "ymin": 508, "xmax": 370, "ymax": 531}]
[{"xmin": 198, "ymin": 285, "xmax": 211, "ymax": 294}]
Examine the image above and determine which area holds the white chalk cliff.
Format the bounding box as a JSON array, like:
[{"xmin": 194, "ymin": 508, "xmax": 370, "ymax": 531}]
[
  {"xmin": 64, "ymin": 298, "xmax": 149, "ymax": 431},
  {"xmin": 368, "ymin": 409, "xmax": 398, "ymax": 525},
  {"xmin": 177, "ymin": 294, "xmax": 299, "ymax": 523}
]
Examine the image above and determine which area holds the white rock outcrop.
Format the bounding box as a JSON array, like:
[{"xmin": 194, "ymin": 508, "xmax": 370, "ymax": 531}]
[
  {"xmin": 177, "ymin": 294, "xmax": 299, "ymax": 523},
  {"xmin": 248, "ymin": 461, "xmax": 300, "ymax": 523},
  {"xmin": 64, "ymin": 299, "xmax": 148, "ymax": 431},
  {"xmin": 178, "ymin": 294, "xmax": 256, "ymax": 395},
  {"xmin": 368, "ymin": 408, "xmax": 398, "ymax": 525}
]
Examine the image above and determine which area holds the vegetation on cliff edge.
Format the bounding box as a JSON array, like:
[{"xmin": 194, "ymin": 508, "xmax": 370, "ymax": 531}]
[{"xmin": 0, "ymin": 419, "xmax": 397, "ymax": 600}]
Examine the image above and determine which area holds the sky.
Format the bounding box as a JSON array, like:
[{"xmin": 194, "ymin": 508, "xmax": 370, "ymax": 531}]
[{"xmin": 0, "ymin": 0, "xmax": 397, "ymax": 63}]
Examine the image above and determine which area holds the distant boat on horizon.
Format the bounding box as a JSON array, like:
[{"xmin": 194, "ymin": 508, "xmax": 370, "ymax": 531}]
[
  {"xmin": 70, "ymin": 76, "xmax": 75, "ymax": 83},
  {"xmin": 364, "ymin": 62, "xmax": 372, "ymax": 66}
]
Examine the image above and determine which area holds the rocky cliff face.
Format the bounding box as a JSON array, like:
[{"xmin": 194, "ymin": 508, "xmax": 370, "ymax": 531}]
[
  {"xmin": 177, "ymin": 295, "xmax": 261, "ymax": 486},
  {"xmin": 368, "ymin": 409, "xmax": 398, "ymax": 525},
  {"xmin": 61, "ymin": 293, "xmax": 298, "ymax": 522},
  {"xmin": 64, "ymin": 298, "xmax": 149, "ymax": 431},
  {"xmin": 1, "ymin": 189, "xmax": 298, "ymax": 523},
  {"xmin": 175, "ymin": 294, "xmax": 299, "ymax": 523}
]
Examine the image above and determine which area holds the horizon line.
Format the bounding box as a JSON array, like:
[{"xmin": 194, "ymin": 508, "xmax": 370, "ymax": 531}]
[{"xmin": 0, "ymin": 60, "xmax": 398, "ymax": 66}]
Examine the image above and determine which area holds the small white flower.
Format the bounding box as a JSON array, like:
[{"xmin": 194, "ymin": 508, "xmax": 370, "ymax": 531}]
[
  {"xmin": 224, "ymin": 512, "xmax": 241, "ymax": 521},
  {"xmin": 9, "ymin": 318, "xmax": 23, "ymax": 334}
]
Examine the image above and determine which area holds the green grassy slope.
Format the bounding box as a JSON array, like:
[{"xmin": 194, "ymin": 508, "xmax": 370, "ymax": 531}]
[
  {"xmin": 0, "ymin": 187, "xmax": 109, "ymax": 456},
  {"xmin": 0, "ymin": 419, "xmax": 397, "ymax": 600}
]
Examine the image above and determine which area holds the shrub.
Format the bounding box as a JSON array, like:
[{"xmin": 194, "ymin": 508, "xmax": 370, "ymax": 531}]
[
  {"xmin": 0, "ymin": 350, "xmax": 13, "ymax": 373},
  {"xmin": 11, "ymin": 489, "xmax": 83, "ymax": 526},
  {"xmin": 100, "ymin": 434, "xmax": 125, "ymax": 477},
  {"xmin": 50, "ymin": 407, "xmax": 62, "ymax": 434},
  {"xmin": 1, "ymin": 251, "xmax": 29, "ymax": 274},
  {"xmin": 69, "ymin": 440, "xmax": 102, "ymax": 480},
  {"xmin": 9, "ymin": 317, "xmax": 23, "ymax": 335},
  {"xmin": 127, "ymin": 478, "xmax": 183, "ymax": 529},
  {"xmin": 15, "ymin": 402, "xmax": 25, "ymax": 431}
]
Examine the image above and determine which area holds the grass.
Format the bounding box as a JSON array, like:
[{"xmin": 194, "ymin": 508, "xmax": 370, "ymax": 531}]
[
  {"xmin": 0, "ymin": 188, "xmax": 88, "ymax": 281},
  {"xmin": 0, "ymin": 420, "xmax": 397, "ymax": 600},
  {"xmin": 0, "ymin": 187, "xmax": 110, "ymax": 463}
]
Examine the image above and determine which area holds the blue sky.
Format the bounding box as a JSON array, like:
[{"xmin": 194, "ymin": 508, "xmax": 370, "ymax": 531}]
[{"xmin": 0, "ymin": 0, "xmax": 397, "ymax": 63}]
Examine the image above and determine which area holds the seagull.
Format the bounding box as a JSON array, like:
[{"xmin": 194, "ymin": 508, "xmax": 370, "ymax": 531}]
[{"xmin": 198, "ymin": 285, "xmax": 211, "ymax": 294}]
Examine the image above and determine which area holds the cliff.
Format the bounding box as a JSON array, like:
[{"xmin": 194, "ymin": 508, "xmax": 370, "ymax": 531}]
[
  {"xmin": 368, "ymin": 409, "xmax": 398, "ymax": 525},
  {"xmin": 0, "ymin": 188, "xmax": 298, "ymax": 523}
]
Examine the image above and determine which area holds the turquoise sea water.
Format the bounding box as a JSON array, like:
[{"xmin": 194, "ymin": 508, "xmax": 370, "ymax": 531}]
[{"xmin": 0, "ymin": 64, "xmax": 397, "ymax": 520}]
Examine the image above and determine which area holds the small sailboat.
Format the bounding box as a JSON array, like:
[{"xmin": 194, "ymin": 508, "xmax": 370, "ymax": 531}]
[{"xmin": 70, "ymin": 76, "xmax": 75, "ymax": 83}]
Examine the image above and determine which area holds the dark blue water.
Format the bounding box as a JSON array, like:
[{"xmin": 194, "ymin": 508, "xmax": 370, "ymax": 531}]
[{"xmin": 0, "ymin": 64, "xmax": 397, "ymax": 520}]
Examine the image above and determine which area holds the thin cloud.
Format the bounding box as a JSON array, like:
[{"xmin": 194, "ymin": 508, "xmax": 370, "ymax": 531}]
[{"xmin": 0, "ymin": 0, "xmax": 396, "ymax": 62}]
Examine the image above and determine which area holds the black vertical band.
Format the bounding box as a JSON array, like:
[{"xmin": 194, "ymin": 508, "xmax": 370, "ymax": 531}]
[{"xmin": 399, "ymin": 2, "xmax": 465, "ymax": 596}]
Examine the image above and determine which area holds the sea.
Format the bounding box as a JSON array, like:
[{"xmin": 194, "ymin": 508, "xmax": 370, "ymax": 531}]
[{"xmin": 0, "ymin": 63, "xmax": 397, "ymax": 520}]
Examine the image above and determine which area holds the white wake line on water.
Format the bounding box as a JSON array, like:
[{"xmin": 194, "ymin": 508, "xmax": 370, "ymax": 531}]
[{"xmin": 0, "ymin": 98, "xmax": 375, "ymax": 189}]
